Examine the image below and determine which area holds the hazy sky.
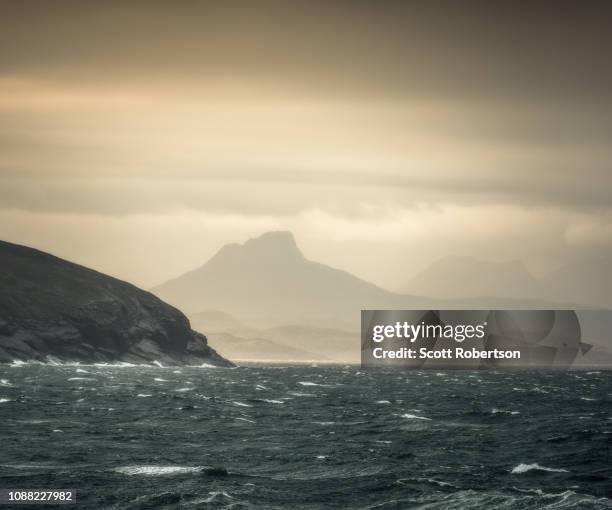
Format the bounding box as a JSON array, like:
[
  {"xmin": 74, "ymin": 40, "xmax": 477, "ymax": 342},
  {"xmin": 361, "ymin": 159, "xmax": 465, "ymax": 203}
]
[{"xmin": 1, "ymin": 1, "xmax": 611, "ymax": 289}]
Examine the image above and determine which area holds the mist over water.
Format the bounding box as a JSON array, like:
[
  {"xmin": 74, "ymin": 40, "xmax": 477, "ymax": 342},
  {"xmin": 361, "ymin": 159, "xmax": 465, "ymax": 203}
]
[{"xmin": 0, "ymin": 364, "xmax": 611, "ymax": 509}]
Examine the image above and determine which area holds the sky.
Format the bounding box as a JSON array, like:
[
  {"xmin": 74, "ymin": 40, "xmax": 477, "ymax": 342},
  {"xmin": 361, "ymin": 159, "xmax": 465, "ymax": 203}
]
[{"xmin": 1, "ymin": 0, "xmax": 611, "ymax": 290}]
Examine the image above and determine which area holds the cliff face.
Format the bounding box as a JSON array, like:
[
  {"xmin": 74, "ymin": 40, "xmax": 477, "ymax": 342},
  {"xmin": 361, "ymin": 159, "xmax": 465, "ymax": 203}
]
[{"xmin": 0, "ymin": 240, "xmax": 233, "ymax": 366}]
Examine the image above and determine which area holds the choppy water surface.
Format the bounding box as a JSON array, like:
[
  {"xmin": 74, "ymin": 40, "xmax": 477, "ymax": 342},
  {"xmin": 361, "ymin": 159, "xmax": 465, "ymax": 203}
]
[{"xmin": 0, "ymin": 364, "xmax": 611, "ymax": 509}]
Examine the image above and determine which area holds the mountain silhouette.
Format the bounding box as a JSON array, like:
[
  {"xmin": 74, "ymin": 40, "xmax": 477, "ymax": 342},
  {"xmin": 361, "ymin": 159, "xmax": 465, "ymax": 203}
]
[
  {"xmin": 401, "ymin": 256, "xmax": 541, "ymax": 299},
  {"xmin": 154, "ymin": 231, "xmax": 409, "ymax": 329},
  {"xmin": 541, "ymin": 256, "xmax": 612, "ymax": 309},
  {"xmin": 402, "ymin": 255, "xmax": 611, "ymax": 309},
  {"xmin": 153, "ymin": 231, "xmax": 565, "ymax": 330}
]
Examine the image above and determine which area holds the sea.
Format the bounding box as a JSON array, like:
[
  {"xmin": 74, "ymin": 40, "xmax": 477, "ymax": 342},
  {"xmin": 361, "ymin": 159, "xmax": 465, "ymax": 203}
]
[{"xmin": 0, "ymin": 363, "xmax": 611, "ymax": 509}]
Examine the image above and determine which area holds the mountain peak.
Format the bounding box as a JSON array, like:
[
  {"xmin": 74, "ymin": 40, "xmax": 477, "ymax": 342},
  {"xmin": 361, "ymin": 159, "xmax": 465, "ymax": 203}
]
[
  {"xmin": 199, "ymin": 231, "xmax": 303, "ymax": 270},
  {"xmin": 242, "ymin": 231, "xmax": 301, "ymax": 257}
]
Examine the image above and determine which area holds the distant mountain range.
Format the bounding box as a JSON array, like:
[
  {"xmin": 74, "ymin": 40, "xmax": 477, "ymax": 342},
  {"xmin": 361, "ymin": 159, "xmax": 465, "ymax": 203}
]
[
  {"xmin": 153, "ymin": 231, "xmax": 566, "ymax": 331},
  {"xmin": 401, "ymin": 255, "xmax": 612, "ymax": 309},
  {"xmin": 540, "ymin": 257, "xmax": 612, "ymax": 310},
  {"xmin": 154, "ymin": 231, "xmax": 401, "ymax": 330},
  {"xmin": 400, "ymin": 256, "xmax": 540, "ymax": 300},
  {"xmin": 0, "ymin": 240, "xmax": 232, "ymax": 366},
  {"xmin": 153, "ymin": 231, "xmax": 600, "ymax": 362},
  {"xmin": 1, "ymin": 233, "xmax": 609, "ymax": 366}
]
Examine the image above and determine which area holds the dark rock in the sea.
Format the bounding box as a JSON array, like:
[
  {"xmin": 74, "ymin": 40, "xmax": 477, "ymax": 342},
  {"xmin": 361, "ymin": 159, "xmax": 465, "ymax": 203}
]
[
  {"xmin": 200, "ymin": 466, "xmax": 229, "ymax": 477},
  {"xmin": 0, "ymin": 240, "xmax": 234, "ymax": 367}
]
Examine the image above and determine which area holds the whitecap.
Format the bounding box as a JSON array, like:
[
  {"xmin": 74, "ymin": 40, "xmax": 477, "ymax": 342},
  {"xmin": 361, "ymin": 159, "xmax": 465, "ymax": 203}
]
[
  {"xmin": 136, "ymin": 394, "xmax": 152, "ymax": 398},
  {"xmin": 288, "ymin": 392, "xmax": 315, "ymax": 397},
  {"xmin": 298, "ymin": 381, "xmax": 320, "ymax": 386},
  {"xmin": 235, "ymin": 417, "xmax": 255, "ymax": 423},
  {"xmin": 75, "ymin": 369, "xmax": 89, "ymax": 374},
  {"xmin": 52, "ymin": 429, "xmax": 63, "ymax": 433},
  {"xmin": 67, "ymin": 377, "xmax": 93, "ymax": 381},
  {"xmin": 175, "ymin": 387, "xmax": 194, "ymax": 392},
  {"xmin": 0, "ymin": 398, "xmax": 11, "ymax": 403},
  {"xmin": 114, "ymin": 465, "xmax": 203, "ymax": 476},
  {"xmin": 201, "ymin": 491, "xmax": 234, "ymax": 504},
  {"xmin": 152, "ymin": 360, "xmax": 164, "ymax": 368},
  {"xmin": 376, "ymin": 400, "xmax": 391, "ymax": 404},
  {"xmin": 154, "ymin": 377, "xmax": 167, "ymax": 382},
  {"xmin": 232, "ymin": 401, "xmax": 252, "ymax": 407},
  {"xmin": 492, "ymin": 408, "xmax": 520, "ymax": 415},
  {"xmin": 401, "ymin": 413, "xmax": 431, "ymax": 421},
  {"xmin": 511, "ymin": 463, "xmax": 569, "ymax": 474},
  {"xmin": 513, "ymin": 487, "xmax": 577, "ymax": 499},
  {"xmin": 0, "ymin": 379, "xmax": 11, "ymax": 387},
  {"xmin": 262, "ymin": 399, "xmax": 284, "ymax": 404},
  {"xmin": 93, "ymin": 362, "xmax": 135, "ymax": 367},
  {"xmin": 316, "ymin": 455, "xmax": 327, "ymax": 459},
  {"xmin": 198, "ymin": 363, "xmax": 218, "ymax": 368},
  {"xmin": 408, "ymin": 477, "xmax": 455, "ymax": 488}
]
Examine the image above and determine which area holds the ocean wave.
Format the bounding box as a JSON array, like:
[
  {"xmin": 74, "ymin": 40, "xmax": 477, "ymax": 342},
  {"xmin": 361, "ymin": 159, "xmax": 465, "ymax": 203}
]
[
  {"xmin": 401, "ymin": 413, "xmax": 431, "ymax": 421},
  {"xmin": 93, "ymin": 362, "xmax": 136, "ymax": 367},
  {"xmin": 198, "ymin": 490, "xmax": 234, "ymax": 504},
  {"xmin": 511, "ymin": 463, "xmax": 569, "ymax": 474},
  {"xmin": 513, "ymin": 487, "xmax": 577, "ymax": 498},
  {"xmin": 197, "ymin": 362, "xmax": 219, "ymax": 368},
  {"xmin": 398, "ymin": 477, "xmax": 457, "ymax": 488},
  {"xmin": 492, "ymin": 408, "xmax": 520, "ymax": 415},
  {"xmin": 114, "ymin": 465, "xmax": 203, "ymax": 476},
  {"xmin": 388, "ymin": 488, "xmax": 612, "ymax": 509}
]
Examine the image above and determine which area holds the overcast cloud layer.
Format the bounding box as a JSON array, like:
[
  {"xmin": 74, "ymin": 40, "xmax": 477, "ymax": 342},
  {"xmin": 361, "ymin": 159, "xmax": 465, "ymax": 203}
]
[{"xmin": 1, "ymin": 1, "xmax": 611, "ymax": 288}]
